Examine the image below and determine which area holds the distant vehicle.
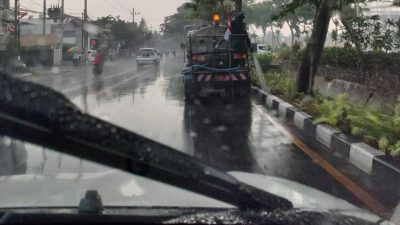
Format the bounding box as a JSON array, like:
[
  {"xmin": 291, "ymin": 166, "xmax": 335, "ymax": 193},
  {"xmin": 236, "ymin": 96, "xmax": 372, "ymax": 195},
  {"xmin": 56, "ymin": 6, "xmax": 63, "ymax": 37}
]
[
  {"xmin": 92, "ymin": 51, "xmax": 105, "ymax": 76},
  {"xmin": 87, "ymin": 49, "xmax": 97, "ymax": 64},
  {"xmin": 72, "ymin": 53, "xmax": 83, "ymax": 67},
  {"xmin": 156, "ymin": 49, "xmax": 164, "ymax": 58},
  {"xmin": 256, "ymin": 44, "xmax": 273, "ymax": 54},
  {"xmin": 182, "ymin": 25, "xmax": 251, "ymax": 99},
  {"xmin": 136, "ymin": 48, "xmax": 160, "ymax": 70}
]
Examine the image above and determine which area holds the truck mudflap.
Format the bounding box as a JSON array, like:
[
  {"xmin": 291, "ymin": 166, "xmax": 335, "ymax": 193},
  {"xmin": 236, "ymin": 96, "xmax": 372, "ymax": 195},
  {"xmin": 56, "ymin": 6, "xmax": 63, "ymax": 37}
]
[
  {"xmin": 194, "ymin": 72, "xmax": 248, "ymax": 82},
  {"xmin": 182, "ymin": 65, "xmax": 251, "ymax": 98}
]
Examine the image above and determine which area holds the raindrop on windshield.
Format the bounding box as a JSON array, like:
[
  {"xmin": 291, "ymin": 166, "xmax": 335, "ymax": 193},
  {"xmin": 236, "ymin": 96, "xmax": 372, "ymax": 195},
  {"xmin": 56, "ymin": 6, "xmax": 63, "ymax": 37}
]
[
  {"xmin": 203, "ymin": 118, "xmax": 211, "ymax": 124},
  {"xmin": 214, "ymin": 126, "xmax": 227, "ymax": 132},
  {"xmin": 189, "ymin": 131, "xmax": 197, "ymax": 137},
  {"xmin": 221, "ymin": 145, "xmax": 230, "ymax": 151}
]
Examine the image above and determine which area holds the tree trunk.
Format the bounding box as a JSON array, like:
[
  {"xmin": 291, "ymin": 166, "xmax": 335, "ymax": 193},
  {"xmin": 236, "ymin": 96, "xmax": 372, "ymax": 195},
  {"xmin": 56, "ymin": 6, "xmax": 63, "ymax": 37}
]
[
  {"xmin": 290, "ymin": 27, "xmax": 295, "ymax": 46},
  {"xmin": 276, "ymin": 31, "xmax": 281, "ymax": 47},
  {"xmin": 340, "ymin": 17, "xmax": 362, "ymax": 53},
  {"xmin": 270, "ymin": 25, "xmax": 276, "ymax": 49},
  {"xmin": 262, "ymin": 28, "xmax": 266, "ymax": 44},
  {"xmin": 296, "ymin": 0, "xmax": 335, "ymax": 93},
  {"xmin": 287, "ymin": 21, "xmax": 295, "ymax": 46}
]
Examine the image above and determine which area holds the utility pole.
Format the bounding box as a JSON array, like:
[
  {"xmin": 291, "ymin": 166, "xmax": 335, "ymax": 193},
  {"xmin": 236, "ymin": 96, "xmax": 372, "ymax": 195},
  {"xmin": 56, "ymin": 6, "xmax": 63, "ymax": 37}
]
[
  {"xmin": 42, "ymin": 0, "xmax": 46, "ymax": 34},
  {"xmin": 59, "ymin": 0, "xmax": 64, "ymax": 63},
  {"xmin": 83, "ymin": 0, "xmax": 88, "ymax": 64},
  {"xmin": 132, "ymin": 8, "xmax": 140, "ymax": 24},
  {"xmin": 14, "ymin": 0, "xmax": 19, "ymax": 60}
]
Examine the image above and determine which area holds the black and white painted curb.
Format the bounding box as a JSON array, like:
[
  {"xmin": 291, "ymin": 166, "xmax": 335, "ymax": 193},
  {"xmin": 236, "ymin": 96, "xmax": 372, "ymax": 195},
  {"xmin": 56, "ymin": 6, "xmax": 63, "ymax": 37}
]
[{"xmin": 251, "ymin": 86, "xmax": 400, "ymax": 181}]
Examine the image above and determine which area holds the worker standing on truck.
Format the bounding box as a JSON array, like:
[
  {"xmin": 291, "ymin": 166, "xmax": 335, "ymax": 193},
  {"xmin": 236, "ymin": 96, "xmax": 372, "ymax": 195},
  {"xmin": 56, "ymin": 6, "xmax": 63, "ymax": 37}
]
[
  {"xmin": 230, "ymin": 12, "xmax": 250, "ymax": 51},
  {"xmin": 230, "ymin": 12, "xmax": 251, "ymax": 66}
]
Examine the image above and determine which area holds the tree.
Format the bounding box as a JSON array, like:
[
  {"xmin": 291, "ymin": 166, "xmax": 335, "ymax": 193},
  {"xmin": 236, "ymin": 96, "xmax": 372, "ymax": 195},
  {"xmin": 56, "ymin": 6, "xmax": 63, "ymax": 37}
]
[
  {"xmin": 95, "ymin": 15, "xmax": 152, "ymax": 50},
  {"xmin": 245, "ymin": 1, "xmax": 275, "ymax": 43},
  {"xmin": 160, "ymin": 5, "xmax": 201, "ymax": 38},
  {"xmin": 276, "ymin": 0, "xmax": 380, "ymax": 93},
  {"xmin": 274, "ymin": 0, "xmax": 336, "ymax": 93},
  {"xmin": 296, "ymin": 0, "xmax": 336, "ymax": 93},
  {"xmin": 139, "ymin": 18, "xmax": 148, "ymax": 31}
]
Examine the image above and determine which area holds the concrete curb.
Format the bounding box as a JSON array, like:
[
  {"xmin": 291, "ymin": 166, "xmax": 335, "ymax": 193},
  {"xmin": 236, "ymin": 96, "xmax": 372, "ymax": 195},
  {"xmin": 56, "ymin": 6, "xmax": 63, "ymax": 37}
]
[
  {"xmin": 15, "ymin": 73, "xmax": 33, "ymax": 78},
  {"xmin": 251, "ymin": 86, "xmax": 400, "ymax": 181}
]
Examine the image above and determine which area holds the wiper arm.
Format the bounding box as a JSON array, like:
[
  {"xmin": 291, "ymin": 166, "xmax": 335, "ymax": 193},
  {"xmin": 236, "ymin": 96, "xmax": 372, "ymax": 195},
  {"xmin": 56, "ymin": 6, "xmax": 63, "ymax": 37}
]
[{"xmin": 0, "ymin": 73, "xmax": 292, "ymax": 211}]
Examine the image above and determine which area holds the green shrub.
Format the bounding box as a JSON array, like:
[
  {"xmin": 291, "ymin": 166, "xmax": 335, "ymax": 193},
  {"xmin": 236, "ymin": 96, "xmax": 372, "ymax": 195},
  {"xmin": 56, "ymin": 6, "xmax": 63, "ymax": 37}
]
[
  {"xmin": 283, "ymin": 76, "xmax": 297, "ymax": 100},
  {"xmin": 347, "ymin": 105, "xmax": 400, "ymax": 157},
  {"xmin": 319, "ymin": 47, "xmax": 400, "ymax": 71},
  {"xmin": 277, "ymin": 48, "xmax": 293, "ymax": 61},
  {"xmin": 315, "ymin": 94, "xmax": 350, "ymax": 129},
  {"xmin": 320, "ymin": 47, "xmax": 359, "ymax": 68},
  {"xmin": 315, "ymin": 94, "xmax": 400, "ymax": 157},
  {"xmin": 256, "ymin": 53, "xmax": 275, "ymax": 67},
  {"xmin": 263, "ymin": 71, "xmax": 297, "ymax": 99}
]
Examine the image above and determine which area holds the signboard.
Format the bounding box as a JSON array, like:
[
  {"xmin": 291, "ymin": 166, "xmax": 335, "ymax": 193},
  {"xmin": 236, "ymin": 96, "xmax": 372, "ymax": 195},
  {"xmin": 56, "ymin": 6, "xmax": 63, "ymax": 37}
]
[{"xmin": 90, "ymin": 38, "xmax": 98, "ymax": 49}]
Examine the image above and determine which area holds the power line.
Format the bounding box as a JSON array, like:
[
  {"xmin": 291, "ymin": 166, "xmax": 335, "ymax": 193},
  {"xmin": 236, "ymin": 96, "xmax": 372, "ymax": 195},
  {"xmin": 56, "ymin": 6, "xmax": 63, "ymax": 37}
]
[
  {"xmin": 114, "ymin": 0, "xmax": 131, "ymax": 12},
  {"xmin": 29, "ymin": 0, "xmax": 42, "ymax": 7},
  {"xmin": 102, "ymin": 0, "xmax": 120, "ymax": 11}
]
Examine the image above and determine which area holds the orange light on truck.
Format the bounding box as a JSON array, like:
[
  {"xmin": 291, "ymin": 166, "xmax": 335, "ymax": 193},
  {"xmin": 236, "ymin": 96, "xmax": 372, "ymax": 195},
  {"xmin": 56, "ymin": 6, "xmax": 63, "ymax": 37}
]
[{"xmin": 213, "ymin": 14, "xmax": 220, "ymax": 26}]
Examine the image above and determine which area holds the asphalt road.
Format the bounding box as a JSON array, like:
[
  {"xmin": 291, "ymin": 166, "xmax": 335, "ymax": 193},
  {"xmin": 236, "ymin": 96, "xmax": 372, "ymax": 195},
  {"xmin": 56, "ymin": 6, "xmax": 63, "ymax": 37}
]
[{"xmin": 2, "ymin": 55, "xmax": 397, "ymax": 217}]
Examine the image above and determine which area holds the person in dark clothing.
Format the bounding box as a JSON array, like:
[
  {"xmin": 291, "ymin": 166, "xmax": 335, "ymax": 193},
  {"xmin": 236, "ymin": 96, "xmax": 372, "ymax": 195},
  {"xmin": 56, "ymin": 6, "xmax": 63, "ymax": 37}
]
[{"xmin": 230, "ymin": 12, "xmax": 251, "ymax": 52}]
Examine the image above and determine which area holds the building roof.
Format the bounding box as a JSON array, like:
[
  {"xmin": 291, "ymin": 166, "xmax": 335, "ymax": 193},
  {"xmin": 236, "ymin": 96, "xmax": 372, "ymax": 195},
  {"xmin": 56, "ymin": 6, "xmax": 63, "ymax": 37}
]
[{"xmin": 20, "ymin": 34, "xmax": 61, "ymax": 47}]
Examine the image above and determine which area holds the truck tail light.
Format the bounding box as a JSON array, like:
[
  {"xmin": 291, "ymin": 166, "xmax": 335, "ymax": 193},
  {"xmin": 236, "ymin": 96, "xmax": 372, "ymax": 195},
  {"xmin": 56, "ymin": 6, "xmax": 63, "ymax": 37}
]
[
  {"xmin": 234, "ymin": 53, "xmax": 247, "ymax": 60},
  {"xmin": 191, "ymin": 55, "xmax": 206, "ymax": 62}
]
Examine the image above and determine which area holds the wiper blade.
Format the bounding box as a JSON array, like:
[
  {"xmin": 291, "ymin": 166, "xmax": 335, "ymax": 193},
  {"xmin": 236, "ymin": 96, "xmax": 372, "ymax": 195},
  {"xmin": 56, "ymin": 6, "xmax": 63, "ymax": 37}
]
[{"xmin": 0, "ymin": 73, "xmax": 292, "ymax": 211}]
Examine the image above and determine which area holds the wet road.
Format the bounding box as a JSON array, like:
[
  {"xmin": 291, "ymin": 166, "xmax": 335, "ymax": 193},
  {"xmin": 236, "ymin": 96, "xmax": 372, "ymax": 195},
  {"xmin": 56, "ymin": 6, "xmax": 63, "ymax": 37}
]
[{"xmin": 2, "ymin": 55, "xmax": 396, "ymax": 215}]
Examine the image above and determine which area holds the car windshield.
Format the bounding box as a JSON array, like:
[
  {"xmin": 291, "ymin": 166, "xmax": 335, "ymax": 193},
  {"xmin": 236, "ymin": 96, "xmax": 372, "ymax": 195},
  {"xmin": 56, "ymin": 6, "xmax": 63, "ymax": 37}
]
[
  {"xmin": 0, "ymin": 0, "xmax": 399, "ymax": 224},
  {"xmin": 139, "ymin": 49, "xmax": 155, "ymax": 55},
  {"xmin": 258, "ymin": 45, "xmax": 270, "ymax": 51}
]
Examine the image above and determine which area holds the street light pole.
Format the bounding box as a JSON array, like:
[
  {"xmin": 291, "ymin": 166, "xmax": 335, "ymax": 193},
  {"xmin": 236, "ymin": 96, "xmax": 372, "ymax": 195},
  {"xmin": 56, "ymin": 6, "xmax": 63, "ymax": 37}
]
[
  {"xmin": 14, "ymin": 0, "xmax": 19, "ymax": 61},
  {"xmin": 83, "ymin": 0, "xmax": 88, "ymax": 64},
  {"xmin": 59, "ymin": 0, "xmax": 64, "ymax": 64},
  {"xmin": 42, "ymin": 0, "xmax": 46, "ymax": 34}
]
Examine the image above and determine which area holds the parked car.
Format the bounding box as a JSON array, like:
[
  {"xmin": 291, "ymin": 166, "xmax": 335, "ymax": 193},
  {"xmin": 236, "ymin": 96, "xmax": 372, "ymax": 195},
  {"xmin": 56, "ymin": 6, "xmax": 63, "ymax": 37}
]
[
  {"xmin": 136, "ymin": 48, "xmax": 160, "ymax": 70},
  {"xmin": 256, "ymin": 44, "xmax": 273, "ymax": 54}
]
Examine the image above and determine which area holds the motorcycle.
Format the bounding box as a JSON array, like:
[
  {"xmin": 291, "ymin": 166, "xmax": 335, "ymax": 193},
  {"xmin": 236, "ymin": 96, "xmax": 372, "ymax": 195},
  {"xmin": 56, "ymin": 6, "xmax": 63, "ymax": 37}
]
[
  {"xmin": 92, "ymin": 63, "xmax": 103, "ymax": 75},
  {"xmin": 92, "ymin": 51, "xmax": 104, "ymax": 76}
]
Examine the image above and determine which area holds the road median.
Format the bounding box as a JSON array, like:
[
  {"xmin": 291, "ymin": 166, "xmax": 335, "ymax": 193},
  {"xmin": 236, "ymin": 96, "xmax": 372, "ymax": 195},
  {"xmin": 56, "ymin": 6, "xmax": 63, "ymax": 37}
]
[{"xmin": 251, "ymin": 86, "xmax": 400, "ymax": 184}]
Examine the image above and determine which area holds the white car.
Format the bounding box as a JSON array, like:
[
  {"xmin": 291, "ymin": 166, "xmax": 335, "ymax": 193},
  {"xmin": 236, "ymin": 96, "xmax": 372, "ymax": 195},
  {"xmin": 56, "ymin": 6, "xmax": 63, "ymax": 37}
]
[
  {"xmin": 256, "ymin": 44, "xmax": 273, "ymax": 54},
  {"xmin": 136, "ymin": 48, "xmax": 160, "ymax": 69}
]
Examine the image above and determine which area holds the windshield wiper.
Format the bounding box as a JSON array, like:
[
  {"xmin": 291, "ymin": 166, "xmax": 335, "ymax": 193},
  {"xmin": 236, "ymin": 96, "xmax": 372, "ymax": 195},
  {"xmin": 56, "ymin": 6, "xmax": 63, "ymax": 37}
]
[{"xmin": 0, "ymin": 73, "xmax": 292, "ymax": 211}]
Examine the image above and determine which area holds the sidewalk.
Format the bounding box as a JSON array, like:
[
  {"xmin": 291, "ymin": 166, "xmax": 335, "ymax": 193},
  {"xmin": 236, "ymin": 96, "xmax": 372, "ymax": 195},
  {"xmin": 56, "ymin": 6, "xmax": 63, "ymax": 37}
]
[{"xmin": 15, "ymin": 63, "xmax": 76, "ymax": 78}]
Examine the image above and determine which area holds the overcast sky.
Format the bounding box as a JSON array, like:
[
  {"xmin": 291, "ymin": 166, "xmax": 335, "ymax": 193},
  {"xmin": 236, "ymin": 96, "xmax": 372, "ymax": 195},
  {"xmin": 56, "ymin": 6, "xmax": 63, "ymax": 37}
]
[{"xmin": 20, "ymin": 0, "xmax": 187, "ymax": 31}]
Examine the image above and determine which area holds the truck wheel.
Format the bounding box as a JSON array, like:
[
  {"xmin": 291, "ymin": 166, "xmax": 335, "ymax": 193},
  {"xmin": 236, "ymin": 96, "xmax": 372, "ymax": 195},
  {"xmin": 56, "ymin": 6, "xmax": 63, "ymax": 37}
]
[{"xmin": 184, "ymin": 83, "xmax": 196, "ymax": 103}]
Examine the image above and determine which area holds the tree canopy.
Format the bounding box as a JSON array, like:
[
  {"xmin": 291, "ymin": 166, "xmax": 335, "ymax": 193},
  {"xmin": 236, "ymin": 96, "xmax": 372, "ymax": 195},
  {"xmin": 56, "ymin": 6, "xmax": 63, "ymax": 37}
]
[{"xmin": 95, "ymin": 15, "xmax": 152, "ymax": 50}]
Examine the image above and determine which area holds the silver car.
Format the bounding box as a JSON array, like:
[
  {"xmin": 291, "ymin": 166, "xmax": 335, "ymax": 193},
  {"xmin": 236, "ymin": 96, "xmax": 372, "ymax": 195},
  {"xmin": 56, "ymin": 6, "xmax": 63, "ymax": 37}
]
[{"xmin": 136, "ymin": 48, "xmax": 160, "ymax": 70}]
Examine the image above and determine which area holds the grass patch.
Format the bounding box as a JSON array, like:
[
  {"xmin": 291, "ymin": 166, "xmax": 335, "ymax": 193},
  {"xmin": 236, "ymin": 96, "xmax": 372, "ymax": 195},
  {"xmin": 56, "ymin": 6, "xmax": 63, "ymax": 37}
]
[{"xmin": 251, "ymin": 70, "xmax": 400, "ymax": 157}]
